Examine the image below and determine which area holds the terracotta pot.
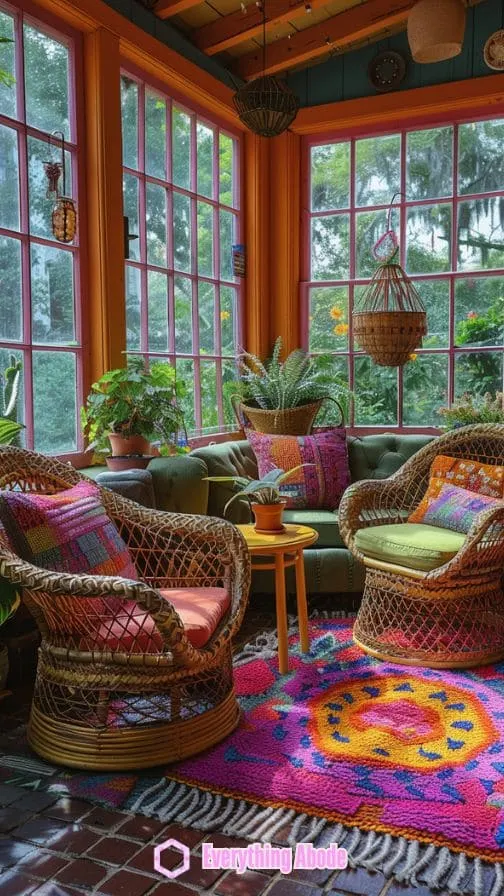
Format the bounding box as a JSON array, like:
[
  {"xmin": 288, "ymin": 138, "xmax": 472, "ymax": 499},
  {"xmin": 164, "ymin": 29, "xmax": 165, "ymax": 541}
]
[
  {"xmin": 108, "ymin": 433, "xmax": 151, "ymax": 457},
  {"xmin": 251, "ymin": 501, "xmax": 287, "ymax": 534},
  {"xmin": 105, "ymin": 455, "xmax": 153, "ymax": 472}
]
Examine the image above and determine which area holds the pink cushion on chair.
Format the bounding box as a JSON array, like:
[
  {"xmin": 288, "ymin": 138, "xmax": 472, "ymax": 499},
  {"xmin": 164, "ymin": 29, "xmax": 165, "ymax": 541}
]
[{"xmin": 90, "ymin": 587, "xmax": 231, "ymax": 653}]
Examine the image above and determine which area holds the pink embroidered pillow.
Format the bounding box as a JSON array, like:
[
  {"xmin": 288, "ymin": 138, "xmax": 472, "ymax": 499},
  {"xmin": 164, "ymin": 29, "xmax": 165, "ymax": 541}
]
[
  {"xmin": 412, "ymin": 481, "xmax": 501, "ymax": 534},
  {"xmin": 245, "ymin": 427, "xmax": 350, "ymax": 510}
]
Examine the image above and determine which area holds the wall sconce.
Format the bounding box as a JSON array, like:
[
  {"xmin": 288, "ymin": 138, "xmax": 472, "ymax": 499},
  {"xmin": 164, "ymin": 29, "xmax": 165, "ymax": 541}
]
[{"xmin": 43, "ymin": 131, "xmax": 77, "ymax": 244}]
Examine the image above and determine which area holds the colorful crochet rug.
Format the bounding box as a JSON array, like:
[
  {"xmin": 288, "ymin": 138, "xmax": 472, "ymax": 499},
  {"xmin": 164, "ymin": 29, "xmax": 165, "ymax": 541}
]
[{"xmin": 45, "ymin": 618, "xmax": 504, "ymax": 895}]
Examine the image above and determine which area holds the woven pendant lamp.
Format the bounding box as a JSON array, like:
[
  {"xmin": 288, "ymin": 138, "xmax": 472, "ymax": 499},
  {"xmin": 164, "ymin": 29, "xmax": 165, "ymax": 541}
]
[
  {"xmin": 233, "ymin": 1, "xmax": 299, "ymax": 137},
  {"xmin": 407, "ymin": 0, "xmax": 466, "ymax": 63},
  {"xmin": 353, "ymin": 196, "xmax": 427, "ymax": 367}
]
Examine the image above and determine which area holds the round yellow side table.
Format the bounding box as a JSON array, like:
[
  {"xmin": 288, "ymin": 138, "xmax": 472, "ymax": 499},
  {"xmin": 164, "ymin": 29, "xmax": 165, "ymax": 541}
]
[{"xmin": 237, "ymin": 523, "xmax": 318, "ymax": 674}]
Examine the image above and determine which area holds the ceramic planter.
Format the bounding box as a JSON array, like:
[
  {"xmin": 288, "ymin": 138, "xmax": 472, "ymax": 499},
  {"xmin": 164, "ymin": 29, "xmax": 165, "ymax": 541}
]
[
  {"xmin": 251, "ymin": 500, "xmax": 287, "ymax": 534},
  {"xmin": 105, "ymin": 455, "xmax": 153, "ymax": 472},
  {"xmin": 108, "ymin": 433, "xmax": 151, "ymax": 457}
]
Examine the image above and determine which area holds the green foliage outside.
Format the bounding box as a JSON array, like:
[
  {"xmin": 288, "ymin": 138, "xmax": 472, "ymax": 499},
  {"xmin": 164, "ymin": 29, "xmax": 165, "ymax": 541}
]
[
  {"xmin": 438, "ymin": 391, "xmax": 504, "ymax": 428},
  {"xmin": 0, "ymin": 355, "xmax": 23, "ymax": 445}
]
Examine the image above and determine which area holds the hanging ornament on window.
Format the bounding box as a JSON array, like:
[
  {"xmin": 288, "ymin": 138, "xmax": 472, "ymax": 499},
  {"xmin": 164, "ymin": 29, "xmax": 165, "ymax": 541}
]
[
  {"xmin": 43, "ymin": 131, "xmax": 77, "ymax": 244},
  {"xmin": 352, "ymin": 193, "xmax": 427, "ymax": 367}
]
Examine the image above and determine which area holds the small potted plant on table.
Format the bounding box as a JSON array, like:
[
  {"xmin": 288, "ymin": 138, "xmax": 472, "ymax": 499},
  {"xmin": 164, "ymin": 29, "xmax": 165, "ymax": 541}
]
[
  {"xmin": 81, "ymin": 357, "xmax": 186, "ymax": 470},
  {"xmin": 206, "ymin": 466, "xmax": 306, "ymax": 533}
]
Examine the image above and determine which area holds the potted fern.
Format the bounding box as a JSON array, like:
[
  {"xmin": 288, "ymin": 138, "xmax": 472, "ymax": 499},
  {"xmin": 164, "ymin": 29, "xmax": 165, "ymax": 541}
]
[{"xmin": 232, "ymin": 337, "xmax": 350, "ymax": 435}]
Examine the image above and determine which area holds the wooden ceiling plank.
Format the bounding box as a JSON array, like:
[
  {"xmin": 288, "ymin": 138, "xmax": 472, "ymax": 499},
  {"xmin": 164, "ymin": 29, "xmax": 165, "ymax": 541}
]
[
  {"xmin": 194, "ymin": 0, "xmax": 339, "ymax": 55},
  {"xmin": 156, "ymin": 0, "xmax": 204, "ymax": 19},
  {"xmin": 235, "ymin": 0, "xmax": 416, "ymax": 78}
]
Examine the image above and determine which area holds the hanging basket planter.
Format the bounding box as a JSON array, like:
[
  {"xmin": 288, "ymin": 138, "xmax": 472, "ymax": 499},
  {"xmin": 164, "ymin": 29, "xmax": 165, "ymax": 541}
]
[{"xmin": 353, "ymin": 196, "xmax": 427, "ymax": 367}]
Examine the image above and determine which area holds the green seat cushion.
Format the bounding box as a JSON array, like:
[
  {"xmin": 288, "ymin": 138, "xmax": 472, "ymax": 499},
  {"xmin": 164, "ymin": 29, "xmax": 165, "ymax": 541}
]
[
  {"xmin": 355, "ymin": 523, "xmax": 465, "ymax": 572},
  {"xmin": 283, "ymin": 509, "xmax": 343, "ymax": 548}
]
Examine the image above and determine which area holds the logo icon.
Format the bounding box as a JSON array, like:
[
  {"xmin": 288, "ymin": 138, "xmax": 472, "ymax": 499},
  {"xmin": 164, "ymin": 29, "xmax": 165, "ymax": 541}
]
[{"xmin": 154, "ymin": 838, "xmax": 191, "ymax": 880}]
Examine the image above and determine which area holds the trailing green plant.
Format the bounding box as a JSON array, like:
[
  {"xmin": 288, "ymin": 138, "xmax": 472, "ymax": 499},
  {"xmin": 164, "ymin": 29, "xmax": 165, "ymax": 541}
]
[
  {"xmin": 80, "ymin": 356, "xmax": 186, "ymax": 453},
  {"xmin": 438, "ymin": 391, "xmax": 504, "ymax": 429},
  {"xmin": 0, "ymin": 355, "xmax": 23, "ymax": 446},
  {"xmin": 235, "ymin": 337, "xmax": 351, "ymax": 411},
  {"xmin": 205, "ymin": 466, "xmax": 308, "ymax": 516}
]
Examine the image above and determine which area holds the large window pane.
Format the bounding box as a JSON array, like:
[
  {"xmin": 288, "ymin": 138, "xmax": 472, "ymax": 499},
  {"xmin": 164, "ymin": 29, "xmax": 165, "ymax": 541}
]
[
  {"xmin": 148, "ymin": 270, "xmax": 169, "ymax": 352},
  {"xmin": 220, "ymin": 286, "xmax": 236, "ymax": 355},
  {"xmin": 146, "ymin": 182, "xmax": 167, "ymax": 267},
  {"xmin": 459, "ymin": 119, "xmax": 504, "ymax": 196},
  {"xmin": 314, "ymin": 355, "xmax": 350, "ymax": 425},
  {"xmin": 457, "ymin": 198, "xmax": 504, "ymax": 271},
  {"xmin": 198, "ymin": 282, "xmax": 215, "ymax": 354},
  {"xmin": 174, "ymin": 276, "xmax": 193, "ymax": 353},
  {"xmin": 455, "ymin": 351, "xmax": 503, "ymax": 398},
  {"xmin": 29, "ymin": 136, "xmax": 73, "ymax": 241},
  {"xmin": 219, "ymin": 210, "xmax": 235, "ymax": 282},
  {"xmin": 222, "ymin": 358, "xmax": 238, "ymax": 425},
  {"xmin": 418, "ymin": 279, "xmax": 450, "ymax": 348},
  {"xmin": 24, "ymin": 24, "xmax": 70, "ymax": 138},
  {"xmin": 354, "ymin": 357, "xmax": 398, "ymax": 425},
  {"xmin": 31, "ymin": 244, "xmax": 74, "ymax": 344},
  {"xmin": 176, "ymin": 358, "xmax": 195, "ymax": 430},
  {"xmin": 125, "ymin": 265, "xmax": 141, "ymax": 351},
  {"xmin": 455, "ymin": 277, "xmax": 504, "ymax": 348},
  {"xmin": 172, "ymin": 106, "xmax": 191, "ymax": 191},
  {"xmin": 173, "ymin": 192, "xmax": 191, "ymax": 273},
  {"xmin": 197, "ymin": 122, "xmax": 214, "ymax": 199},
  {"xmin": 403, "ymin": 354, "xmax": 449, "ymax": 426},
  {"xmin": 406, "ymin": 126, "xmax": 453, "ymax": 200},
  {"xmin": 145, "ymin": 91, "xmax": 166, "ymax": 180},
  {"xmin": 355, "ymin": 134, "xmax": 400, "ymax": 207},
  {"xmin": 311, "ymin": 142, "xmax": 350, "ymax": 212},
  {"xmin": 33, "ymin": 351, "xmax": 76, "ymax": 453},
  {"xmin": 0, "ymin": 125, "xmax": 19, "ymax": 231},
  {"xmin": 123, "ymin": 174, "xmax": 140, "ymax": 262},
  {"xmin": 356, "ymin": 208, "xmax": 395, "ymax": 278},
  {"xmin": 201, "ymin": 360, "xmax": 218, "ymax": 429},
  {"xmin": 406, "ymin": 204, "xmax": 451, "ymax": 274},
  {"xmin": 198, "ymin": 201, "xmax": 214, "ymax": 277},
  {"xmin": 0, "ymin": 11, "xmax": 16, "ymax": 119},
  {"xmin": 308, "ymin": 286, "xmax": 349, "ymax": 353},
  {"xmin": 0, "ymin": 348, "xmax": 24, "ymax": 440},
  {"xmin": 121, "ymin": 76, "xmax": 138, "ymax": 170},
  {"xmin": 311, "ymin": 215, "xmax": 349, "ymax": 280},
  {"xmin": 219, "ymin": 133, "xmax": 234, "ymax": 207},
  {"xmin": 0, "ymin": 236, "xmax": 22, "ymax": 341}
]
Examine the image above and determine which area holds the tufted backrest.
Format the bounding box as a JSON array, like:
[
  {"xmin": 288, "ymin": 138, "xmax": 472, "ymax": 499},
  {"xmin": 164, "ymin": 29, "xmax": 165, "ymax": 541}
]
[
  {"xmin": 348, "ymin": 433, "xmax": 434, "ymax": 482},
  {"xmin": 192, "ymin": 433, "xmax": 435, "ymax": 520}
]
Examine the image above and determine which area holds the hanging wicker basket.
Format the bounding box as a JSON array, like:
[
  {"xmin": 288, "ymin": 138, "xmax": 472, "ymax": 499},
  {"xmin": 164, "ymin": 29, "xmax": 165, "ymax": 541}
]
[{"xmin": 353, "ymin": 259, "xmax": 427, "ymax": 368}]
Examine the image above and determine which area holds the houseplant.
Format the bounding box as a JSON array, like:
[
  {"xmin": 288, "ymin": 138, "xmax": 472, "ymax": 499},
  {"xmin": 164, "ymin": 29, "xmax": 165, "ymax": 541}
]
[
  {"xmin": 0, "ymin": 355, "xmax": 23, "ymax": 446},
  {"xmin": 233, "ymin": 337, "xmax": 350, "ymax": 435},
  {"xmin": 438, "ymin": 392, "xmax": 504, "ymax": 429},
  {"xmin": 206, "ymin": 466, "xmax": 307, "ymax": 533},
  {"xmin": 81, "ymin": 356, "xmax": 186, "ymax": 467}
]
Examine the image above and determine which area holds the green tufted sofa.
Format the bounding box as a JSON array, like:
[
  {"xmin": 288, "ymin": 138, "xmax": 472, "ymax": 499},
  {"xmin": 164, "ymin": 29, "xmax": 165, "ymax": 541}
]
[{"xmin": 191, "ymin": 433, "xmax": 434, "ymax": 596}]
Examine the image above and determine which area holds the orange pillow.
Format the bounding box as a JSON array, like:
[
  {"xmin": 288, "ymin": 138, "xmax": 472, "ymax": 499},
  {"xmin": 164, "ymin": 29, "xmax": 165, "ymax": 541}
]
[{"xmin": 409, "ymin": 455, "xmax": 504, "ymax": 524}]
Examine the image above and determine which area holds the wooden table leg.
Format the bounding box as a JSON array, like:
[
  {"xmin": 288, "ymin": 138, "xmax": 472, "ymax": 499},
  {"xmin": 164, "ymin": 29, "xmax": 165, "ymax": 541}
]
[
  {"xmin": 275, "ymin": 552, "xmax": 289, "ymax": 674},
  {"xmin": 295, "ymin": 548, "xmax": 310, "ymax": 655}
]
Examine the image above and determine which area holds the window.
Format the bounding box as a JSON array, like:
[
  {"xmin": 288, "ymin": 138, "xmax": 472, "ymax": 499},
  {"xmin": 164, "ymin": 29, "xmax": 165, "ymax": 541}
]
[
  {"xmin": 0, "ymin": 3, "xmax": 83, "ymax": 454},
  {"xmin": 305, "ymin": 119, "xmax": 504, "ymax": 429},
  {"xmin": 120, "ymin": 73, "xmax": 243, "ymax": 437}
]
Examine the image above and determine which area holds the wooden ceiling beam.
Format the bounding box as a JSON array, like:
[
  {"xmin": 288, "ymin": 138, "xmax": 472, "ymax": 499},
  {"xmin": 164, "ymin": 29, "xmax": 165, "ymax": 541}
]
[
  {"xmin": 235, "ymin": 0, "xmax": 415, "ymax": 79},
  {"xmin": 155, "ymin": 0, "xmax": 203, "ymax": 19},
  {"xmin": 194, "ymin": 0, "xmax": 330, "ymax": 56}
]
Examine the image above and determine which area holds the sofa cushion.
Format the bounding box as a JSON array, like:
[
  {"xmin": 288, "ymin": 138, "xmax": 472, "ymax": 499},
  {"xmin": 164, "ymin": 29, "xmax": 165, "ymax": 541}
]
[
  {"xmin": 355, "ymin": 523, "xmax": 465, "ymax": 572},
  {"xmin": 91, "ymin": 587, "xmax": 231, "ymax": 653},
  {"xmin": 283, "ymin": 509, "xmax": 344, "ymax": 548},
  {"xmin": 348, "ymin": 433, "xmax": 434, "ymax": 482},
  {"xmin": 409, "ymin": 455, "xmax": 504, "ymax": 528},
  {"xmin": 246, "ymin": 427, "xmax": 350, "ymax": 510}
]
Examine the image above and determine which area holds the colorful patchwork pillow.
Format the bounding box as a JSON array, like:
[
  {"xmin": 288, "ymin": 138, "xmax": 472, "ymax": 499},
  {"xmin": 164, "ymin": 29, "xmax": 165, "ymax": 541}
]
[
  {"xmin": 409, "ymin": 455, "xmax": 504, "ymax": 524},
  {"xmin": 245, "ymin": 427, "xmax": 350, "ymax": 510},
  {"xmin": 0, "ymin": 481, "xmax": 137, "ymax": 581},
  {"xmin": 410, "ymin": 481, "xmax": 502, "ymax": 534}
]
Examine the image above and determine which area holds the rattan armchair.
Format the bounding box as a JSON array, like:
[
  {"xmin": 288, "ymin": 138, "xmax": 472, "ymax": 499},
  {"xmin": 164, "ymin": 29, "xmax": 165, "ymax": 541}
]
[
  {"xmin": 339, "ymin": 424, "xmax": 504, "ymax": 668},
  {"xmin": 0, "ymin": 446, "xmax": 251, "ymax": 770}
]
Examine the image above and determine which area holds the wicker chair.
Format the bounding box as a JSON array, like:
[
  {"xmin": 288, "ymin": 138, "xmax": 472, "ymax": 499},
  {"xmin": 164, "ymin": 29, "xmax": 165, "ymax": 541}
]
[
  {"xmin": 0, "ymin": 446, "xmax": 251, "ymax": 770},
  {"xmin": 339, "ymin": 424, "xmax": 504, "ymax": 668}
]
